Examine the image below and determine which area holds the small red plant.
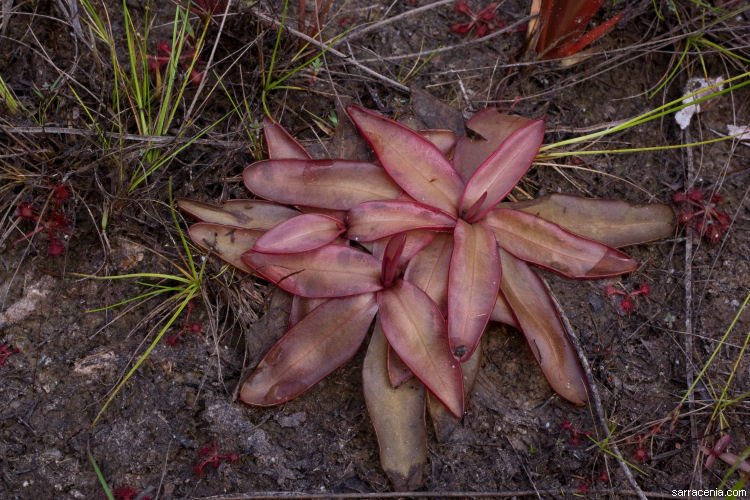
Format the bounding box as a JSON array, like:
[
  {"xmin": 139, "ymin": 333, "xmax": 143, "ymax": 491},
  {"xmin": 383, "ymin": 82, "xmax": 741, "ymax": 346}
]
[
  {"xmin": 450, "ymin": 2, "xmax": 500, "ymax": 38},
  {"xmin": 0, "ymin": 344, "xmax": 21, "ymax": 367},
  {"xmin": 194, "ymin": 439, "xmax": 239, "ymax": 476},
  {"xmin": 13, "ymin": 183, "xmax": 71, "ymax": 256},
  {"xmin": 705, "ymin": 434, "xmax": 732, "ymax": 468},
  {"xmin": 561, "ymin": 420, "xmax": 591, "ymax": 446},
  {"xmin": 673, "ymin": 188, "xmax": 730, "ymax": 243},
  {"xmin": 148, "ymin": 41, "xmax": 204, "ymax": 86},
  {"xmin": 530, "ymin": 0, "xmax": 625, "ymax": 60},
  {"xmin": 605, "ymin": 283, "xmax": 650, "ymax": 313},
  {"xmin": 167, "ymin": 301, "xmax": 202, "ymax": 346}
]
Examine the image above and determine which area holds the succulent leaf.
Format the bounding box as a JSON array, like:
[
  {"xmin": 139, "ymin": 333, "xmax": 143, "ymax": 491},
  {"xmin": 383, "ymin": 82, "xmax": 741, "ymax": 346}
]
[
  {"xmin": 243, "ymin": 159, "xmax": 401, "ymax": 210},
  {"xmin": 377, "ymin": 280, "xmax": 464, "ymax": 418},
  {"xmin": 498, "ymin": 247, "xmax": 588, "ymax": 405},
  {"xmin": 404, "ymin": 233, "xmax": 454, "ymax": 315},
  {"xmin": 242, "ymin": 244, "xmax": 383, "ymax": 298},
  {"xmin": 486, "ymin": 208, "xmax": 637, "ymax": 278},
  {"xmin": 187, "ymin": 223, "xmax": 262, "ymax": 272},
  {"xmin": 252, "ymin": 213, "xmax": 345, "ymax": 254},
  {"xmin": 178, "ymin": 199, "xmax": 299, "ymax": 230},
  {"xmin": 447, "ymin": 220, "xmax": 500, "ymax": 362},
  {"xmin": 263, "ymin": 117, "xmax": 311, "ymax": 160},
  {"xmin": 418, "ymin": 129, "xmax": 458, "ymax": 156},
  {"xmin": 453, "ymin": 109, "xmax": 532, "ymax": 182},
  {"xmin": 347, "ymin": 105, "xmax": 464, "ymax": 215},
  {"xmin": 362, "ymin": 323, "xmax": 427, "ymax": 491},
  {"xmin": 240, "ymin": 294, "xmax": 377, "ymax": 406},
  {"xmin": 460, "ymin": 119, "xmax": 545, "ymax": 222},
  {"xmin": 347, "ymin": 200, "xmax": 457, "ymax": 242},
  {"xmin": 490, "ymin": 292, "xmax": 518, "ymax": 328},
  {"xmin": 507, "ymin": 194, "xmax": 676, "ymax": 248}
]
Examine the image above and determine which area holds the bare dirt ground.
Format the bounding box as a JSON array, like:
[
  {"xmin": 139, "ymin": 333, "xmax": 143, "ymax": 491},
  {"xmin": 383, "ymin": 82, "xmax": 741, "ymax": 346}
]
[{"xmin": 1, "ymin": 1, "xmax": 749, "ymax": 498}]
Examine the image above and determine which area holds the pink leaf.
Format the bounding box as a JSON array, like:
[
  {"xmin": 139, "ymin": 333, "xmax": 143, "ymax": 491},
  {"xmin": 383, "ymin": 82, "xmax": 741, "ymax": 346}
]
[
  {"xmin": 242, "ymin": 244, "xmax": 383, "ymax": 298},
  {"xmin": 372, "ymin": 230, "xmax": 437, "ymax": 271},
  {"xmin": 347, "ymin": 105, "xmax": 464, "ymax": 215},
  {"xmin": 240, "ymin": 294, "xmax": 377, "ymax": 406},
  {"xmin": 506, "ymin": 193, "xmax": 675, "ymax": 248},
  {"xmin": 447, "ymin": 220, "xmax": 500, "ymax": 361},
  {"xmin": 460, "ymin": 119, "xmax": 545, "ymax": 222},
  {"xmin": 453, "ymin": 109, "xmax": 532, "ymax": 182},
  {"xmin": 188, "ymin": 223, "xmax": 262, "ymax": 272},
  {"xmin": 486, "ymin": 208, "xmax": 637, "ymax": 278},
  {"xmin": 243, "ymin": 159, "xmax": 401, "ymax": 210},
  {"xmin": 252, "ymin": 214, "xmax": 345, "ymax": 254},
  {"xmin": 377, "ymin": 280, "xmax": 464, "ymax": 418},
  {"xmin": 403, "ymin": 233, "xmax": 454, "ymax": 314},
  {"xmin": 263, "ymin": 117, "xmax": 311, "ymax": 160},
  {"xmin": 178, "ymin": 198, "xmax": 299, "ymax": 230},
  {"xmin": 498, "ymin": 247, "xmax": 587, "ymax": 405},
  {"xmin": 347, "ymin": 200, "xmax": 456, "ymax": 242}
]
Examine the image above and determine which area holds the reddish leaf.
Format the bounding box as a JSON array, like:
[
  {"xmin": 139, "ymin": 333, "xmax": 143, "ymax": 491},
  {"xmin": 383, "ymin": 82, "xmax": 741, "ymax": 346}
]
[
  {"xmin": 377, "ymin": 280, "xmax": 464, "ymax": 418},
  {"xmin": 188, "ymin": 223, "xmax": 262, "ymax": 272},
  {"xmin": 453, "ymin": 110, "xmax": 532, "ymax": 182},
  {"xmin": 381, "ymin": 233, "xmax": 408, "ymax": 289},
  {"xmin": 243, "ymin": 159, "xmax": 401, "ymax": 210},
  {"xmin": 178, "ymin": 199, "xmax": 299, "ymax": 230},
  {"xmin": 362, "ymin": 322, "xmax": 427, "ymax": 491},
  {"xmin": 404, "ymin": 233, "xmax": 454, "ymax": 314},
  {"xmin": 427, "ymin": 341, "xmax": 482, "ymax": 442},
  {"xmin": 347, "ymin": 105, "xmax": 464, "ymax": 216},
  {"xmin": 548, "ymin": 10, "xmax": 625, "ymax": 59},
  {"xmin": 263, "ymin": 117, "xmax": 311, "ymax": 160},
  {"xmin": 486, "ymin": 208, "xmax": 637, "ymax": 278},
  {"xmin": 498, "ymin": 247, "xmax": 587, "ymax": 405},
  {"xmin": 490, "ymin": 292, "xmax": 518, "ymax": 328},
  {"xmin": 252, "ymin": 214, "xmax": 345, "ymax": 254},
  {"xmin": 387, "ymin": 344, "xmax": 413, "ymax": 388},
  {"xmin": 507, "ymin": 194, "xmax": 675, "ymax": 248},
  {"xmin": 418, "ymin": 129, "xmax": 457, "ymax": 156},
  {"xmin": 460, "ymin": 120, "xmax": 545, "ymax": 222},
  {"xmin": 289, "ymin": 295, "xmax": 326, "ymax": 327},
  {"xmin": 447, "ymin": 220, "xmax": 500, "ymax": 361},
  {"xmin": 240, "ymin": 294, "xmax": 377, "ymax": 406},
  {"xmin": 372, "ymin": 230, "xmax": 437, "ymax": 271},
  {"xmin": 242, "ymin": 245, "xmax": 383, "ymax": 298},
  {"xmin": 347, "ymin": 200, "xmax": 456, "ymax": 242}
]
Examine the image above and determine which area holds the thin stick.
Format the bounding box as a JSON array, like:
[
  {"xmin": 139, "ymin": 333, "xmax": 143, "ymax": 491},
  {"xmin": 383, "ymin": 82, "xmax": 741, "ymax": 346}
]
[
  {"xmin": 549, "ymin": 288, "xmax": 648, "ymax": 500},
  {"xmin": 250, "ymin": 8, "xmax": 409, "ymax": 92},
  {"xmin": 682, "ymin": 127, "xmax": 699, "ymax": 487},
  {"xmin": 336, "ymin": 0, "xmax": 455, "ymax": 44}
]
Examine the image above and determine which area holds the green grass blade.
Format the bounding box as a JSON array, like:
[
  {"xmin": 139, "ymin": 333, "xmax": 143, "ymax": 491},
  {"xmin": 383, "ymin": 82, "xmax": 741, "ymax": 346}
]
[
  {"xmin": 92, "ymin": 288, "xmax": 197, "ymax": 426},
  {"xmin": 88, "ymin": 451, "xmax": 115, "ymax": 500}
]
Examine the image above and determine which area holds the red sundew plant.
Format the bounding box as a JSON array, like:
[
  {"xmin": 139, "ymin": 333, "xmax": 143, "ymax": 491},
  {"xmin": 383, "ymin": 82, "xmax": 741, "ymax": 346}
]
[
  {"xmin": 148, "ymin": 41, "xmax": 204, "ymax": 86},
  {"xmin": 673, "ymin": 188, "xmax": 730, "ymax": 242},
  {"xmin": 0, "ymin": 344, "xmax": 21, "ymax": 367},
  {"xmin": 166, "ymin": 300, "xmax": 202, "ymax": 346},
  {"xmin": 180, "ymin": 108, "xmax": 675, "ymax": 490},
  {"xmin": 450, "ymin": 2, "xmax": 501, "ymax": 38},
  {"xmin": 13, "ymin": 183, "xmax": 71, "ymax": 256},
  {"xmin": 605, "ymin": 283, "xmax": 650, "ymax": 313},
  {"xmin": 194, "ymin": 440, "xmax": 239, "ymax": 476},
  {"xmin": 561, "ymin": 420, "xmax": 592, "ymax": 446}
]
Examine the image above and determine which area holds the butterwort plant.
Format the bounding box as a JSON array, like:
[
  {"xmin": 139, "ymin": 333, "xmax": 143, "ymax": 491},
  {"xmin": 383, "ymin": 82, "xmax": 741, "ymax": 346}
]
[{"xmin": 181, "ymin": 108, "xmax": 674, "ymax": 490}]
